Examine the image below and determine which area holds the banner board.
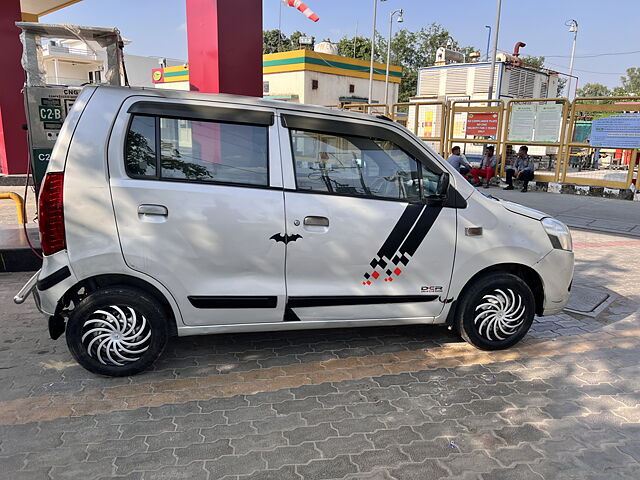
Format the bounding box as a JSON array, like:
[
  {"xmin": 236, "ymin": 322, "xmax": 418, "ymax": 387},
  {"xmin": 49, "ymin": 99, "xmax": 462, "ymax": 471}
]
[
  {"xmin": 466, "ymin": 113, "xmax": 499, "ymax": 136},
  {"xmin": 508, "ymin": 105, "xmax": 535, "ymax": 142},
  {"xmin": 590, "ymin": 113, "xmax": 640, "ymax": 148}
]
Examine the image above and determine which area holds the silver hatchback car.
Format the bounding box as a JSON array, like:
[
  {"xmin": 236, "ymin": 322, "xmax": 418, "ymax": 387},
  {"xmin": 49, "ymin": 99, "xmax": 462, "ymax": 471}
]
[{"xmin": 15, "ymin": 86, "xmax": 574, "ymax": 376}]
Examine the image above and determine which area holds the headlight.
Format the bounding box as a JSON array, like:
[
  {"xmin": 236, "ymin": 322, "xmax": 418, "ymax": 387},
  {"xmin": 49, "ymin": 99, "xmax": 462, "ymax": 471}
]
[{"xmin": 542, "ymin": 217, "xmax": 573, "ymax": 251}]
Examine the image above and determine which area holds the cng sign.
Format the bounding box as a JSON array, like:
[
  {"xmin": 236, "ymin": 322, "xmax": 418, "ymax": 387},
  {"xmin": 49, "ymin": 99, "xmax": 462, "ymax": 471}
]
[{"xmin": 39, "ymin": 105, "xmax": 63, "ymax": 123}]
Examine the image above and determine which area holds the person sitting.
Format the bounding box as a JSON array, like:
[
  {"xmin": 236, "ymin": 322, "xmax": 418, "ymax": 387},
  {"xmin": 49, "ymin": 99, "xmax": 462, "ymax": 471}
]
[
  {"xmin": 470, "ymin": 146, "xmax": 497, "ymax": 188},
  {"xmin": 504, "ymin": 146, "xmax": 535, "ymax": 192},
  {"xmin": 446, "ymin": 146, "xmax": 471, "ymax": 176}
]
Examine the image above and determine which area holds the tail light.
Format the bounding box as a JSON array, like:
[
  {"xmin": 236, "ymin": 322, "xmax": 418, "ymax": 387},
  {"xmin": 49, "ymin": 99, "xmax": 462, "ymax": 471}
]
[{"xmin": 38, "ymin": 172, "xmax": 66, "ymax": 256}]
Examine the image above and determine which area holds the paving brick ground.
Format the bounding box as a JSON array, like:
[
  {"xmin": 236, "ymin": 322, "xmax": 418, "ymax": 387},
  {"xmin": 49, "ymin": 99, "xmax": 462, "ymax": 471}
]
[{"xmin": 1, "ymin": 229, "xmax": 639, "ymax": 479}]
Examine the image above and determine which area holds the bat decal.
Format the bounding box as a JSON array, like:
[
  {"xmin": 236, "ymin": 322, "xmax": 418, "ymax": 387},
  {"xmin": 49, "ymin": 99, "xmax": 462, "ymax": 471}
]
[
  {"xmin": 270, "ymin": 233, "xmax": 303, "ymax": 244},
  {"xmin": 362, "ymin": 205, "xmax": 443, "ymax": 285}
]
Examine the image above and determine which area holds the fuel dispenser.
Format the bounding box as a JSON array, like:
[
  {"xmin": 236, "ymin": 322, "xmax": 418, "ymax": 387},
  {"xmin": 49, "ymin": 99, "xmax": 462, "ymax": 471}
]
[{"xmin": 16, "ymin": 22, "xmax": 125, "ymax": 186}]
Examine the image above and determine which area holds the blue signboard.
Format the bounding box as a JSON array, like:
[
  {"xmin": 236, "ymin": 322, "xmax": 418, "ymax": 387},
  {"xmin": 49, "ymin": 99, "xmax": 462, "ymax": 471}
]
[{"xmin": 590, "ymin": 113, "xmax": 640, "ymax": 148}]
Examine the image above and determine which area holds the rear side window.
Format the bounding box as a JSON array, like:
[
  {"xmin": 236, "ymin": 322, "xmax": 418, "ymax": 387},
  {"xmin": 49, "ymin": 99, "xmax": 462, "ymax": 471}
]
[
  {"xmin": 125, "ymin": 116, "xmax": 157, "ymax": 176},
  {"xmin": 125, "ymin": 115, "xmax": 269, "ymax": 187}
]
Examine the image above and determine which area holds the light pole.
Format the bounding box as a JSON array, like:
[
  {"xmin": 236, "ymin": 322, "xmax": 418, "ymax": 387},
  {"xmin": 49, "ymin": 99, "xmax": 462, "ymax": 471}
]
[
  {"xmin": 368, "ymin": 0, "xmax": 388, "ymax": 104},
  {"xmin": 484, "ymin": 25, "xmax": 491, "ymax": 61},
  {"xmin": 566, "ymin": 19, "xmax": 579, "ymax": 99},
  {"xmin": 487, "ymin": 0, "xmax": 502, "ymax": 101},
  {"xmin": 384, "ymin": 9, "xmax": 403, "ymax": 108}
]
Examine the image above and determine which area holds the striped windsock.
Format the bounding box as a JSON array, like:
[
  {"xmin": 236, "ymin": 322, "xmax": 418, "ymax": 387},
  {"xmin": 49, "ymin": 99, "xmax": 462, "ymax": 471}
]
[{"xmin": 282, "ymin": 0, "xmax": 319, "ymax": 22}]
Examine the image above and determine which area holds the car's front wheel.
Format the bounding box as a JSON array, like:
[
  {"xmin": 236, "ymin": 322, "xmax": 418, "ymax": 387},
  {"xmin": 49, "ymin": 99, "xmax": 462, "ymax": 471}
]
[
  {"xmin": 66, "ymin": 286, "xmax": 169, "ymax": 376},
  {"xmin": 456, "ymin": 272, "xmax": 535, "ymax": 350}
]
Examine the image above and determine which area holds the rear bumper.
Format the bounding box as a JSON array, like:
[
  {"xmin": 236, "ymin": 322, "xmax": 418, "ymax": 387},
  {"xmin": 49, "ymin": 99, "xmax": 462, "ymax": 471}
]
[
  {"xmin": 533, "ymin": 249, "xmax": 575, "ymax": 316},
  {"xmin": 27, "ymin": 251, "xmax": 77, "ymax": 316}
]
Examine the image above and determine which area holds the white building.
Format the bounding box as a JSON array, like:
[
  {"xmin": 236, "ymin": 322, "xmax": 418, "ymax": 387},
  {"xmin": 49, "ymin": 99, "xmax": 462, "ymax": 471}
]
[{"xmin": 42, "ymin": 38, "xmax": 184, "ymax": 87}]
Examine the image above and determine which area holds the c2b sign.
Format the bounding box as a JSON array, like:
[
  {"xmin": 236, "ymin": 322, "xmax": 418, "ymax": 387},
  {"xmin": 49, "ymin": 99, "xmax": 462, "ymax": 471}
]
[{"xmin": 38, "ymin": 105, "xmax": 62, "ymax": 123}]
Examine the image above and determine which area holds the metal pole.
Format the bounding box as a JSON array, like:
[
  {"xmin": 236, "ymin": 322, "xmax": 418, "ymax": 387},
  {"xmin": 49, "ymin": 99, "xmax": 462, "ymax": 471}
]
[
  {"xmin": 568, "ymin": 25, "xmax": 578, "ymax": 99},
  {"xmin": 384, "ymin": 10, "xmax": 401, "ymax": 107},
  {"xmin": 487, "ymin": 0, "xmax": 502, "ymax": 101},
  {"xmin": 353, "ymin": 22, "xmax": 358, "ymax": 57},
  {"xmin": 484, "ymin": 25, "xmax": 491, "ymax": 61},
  {"xmin": 368, "ymin": 0, "xmax": 378, "ymax": 104}
]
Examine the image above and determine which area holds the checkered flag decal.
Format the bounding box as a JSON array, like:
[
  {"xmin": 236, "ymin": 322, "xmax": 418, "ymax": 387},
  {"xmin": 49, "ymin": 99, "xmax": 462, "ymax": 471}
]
[{"xmin": 362, "ymin": 205, "xmax": 442, "ymax": 285}]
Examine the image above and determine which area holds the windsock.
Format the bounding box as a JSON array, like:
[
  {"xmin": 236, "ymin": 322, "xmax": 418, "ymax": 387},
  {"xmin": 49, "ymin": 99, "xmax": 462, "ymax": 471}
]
[{"xmin": 281, "ymin": 0, "xmax": 319, "ymax": 22}]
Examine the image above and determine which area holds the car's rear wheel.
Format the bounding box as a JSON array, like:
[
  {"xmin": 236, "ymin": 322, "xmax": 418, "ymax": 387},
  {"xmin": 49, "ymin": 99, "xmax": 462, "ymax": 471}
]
[
  {"xmin": 456, "ymin": 272, "xmax": 535, "ymax": 350},
  {"xmin": 66, "ymin": 286, "xmax": 168, "ymax": 376}
]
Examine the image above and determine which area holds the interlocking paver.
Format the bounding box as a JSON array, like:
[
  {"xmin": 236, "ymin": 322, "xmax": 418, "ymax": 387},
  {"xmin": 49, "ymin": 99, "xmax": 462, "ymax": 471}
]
[
  {"xmin": 86, "ymin": 437, "xmax": 147, "ymax": 461},
  {"xmin": 283, "ymin": 423, "xmax": 338, "ymax": 445},
  {"xmin": 231, "ymin": 432, "xmax": 287, "ymax": 454},
  {"xmin": 205, "ymin": 452, "xmax": 267, "ymax": 477},
  {"xmin": 174, "ymin": 439, "xmax": 232, "ymax": 465},
  {"xmin": 388, "ymin": 460, "xmax": 449, "ymax": 480},
  {"xmin": 146, "ymin": 429, "xmax": 203, "ymax": 452},
  {"xmin": 142, "ymin": 461, "xmax": 208, "ymax": 480},
  {"xmin": 295, "ymin": 455, "xmax": 358, "ymax": 479},
  {"xmin": 261, "ymin": 442, "xmax": 320, "ymax": 470},
  {"xmin": 366, "ymin": 426, "xmax": 421, "ymax": 449},
  {"xmin": 315, "ymin": 433, "xmax": 374, "ymax": 458},
  {"xmin": 115, "ymin": 448, "xmax": 176, "ymax": 475}
]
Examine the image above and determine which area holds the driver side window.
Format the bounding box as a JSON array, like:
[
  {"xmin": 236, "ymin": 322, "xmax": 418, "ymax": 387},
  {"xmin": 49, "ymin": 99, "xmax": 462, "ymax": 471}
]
[{"xmin": 290, "ymin": 129, "xmax": 425, "ymax": 202}]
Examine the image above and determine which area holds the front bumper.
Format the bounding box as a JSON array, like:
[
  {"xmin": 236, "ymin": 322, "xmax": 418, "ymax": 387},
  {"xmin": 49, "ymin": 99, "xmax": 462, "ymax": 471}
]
[{"xmin": 533, "ymin": 248, "xmax": 575, "ymax": 315}]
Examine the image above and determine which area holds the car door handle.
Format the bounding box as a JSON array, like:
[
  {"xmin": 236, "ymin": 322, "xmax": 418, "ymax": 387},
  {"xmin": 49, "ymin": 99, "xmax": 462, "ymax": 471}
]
[
  {"xmin": 138, "ymin": 204, "xmax": 168, "ymax": 216},
  {"xmin": 304, "ymin": 216, "xmax": 329, "ymax": 227}
]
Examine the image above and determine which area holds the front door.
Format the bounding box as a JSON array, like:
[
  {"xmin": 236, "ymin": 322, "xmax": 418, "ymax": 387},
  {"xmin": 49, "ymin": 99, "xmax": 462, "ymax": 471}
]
[
  {"xmin": 279, "ymin": 113, "xmax": 457, "ymax": 322},
  {"xmin": 109, "ymin": 99, "xmax": 286, "ymax": 327}
]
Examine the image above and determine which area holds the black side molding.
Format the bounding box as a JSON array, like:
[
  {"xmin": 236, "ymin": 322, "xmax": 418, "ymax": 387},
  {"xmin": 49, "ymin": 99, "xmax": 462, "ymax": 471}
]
[
  {"xmin": 188, "ymin": 296, "xmax": 278, "ymax": 309},
  {"xmin": 128, "ymin": 101, "xmax": 274, "ymax": 126},
  {"xmin": 37, "ymin": 266, "xmax": 71, "ymax": 291},
  {"xmin": 288, "ymin": 295, "xmax": 438, "ymax": 308}
]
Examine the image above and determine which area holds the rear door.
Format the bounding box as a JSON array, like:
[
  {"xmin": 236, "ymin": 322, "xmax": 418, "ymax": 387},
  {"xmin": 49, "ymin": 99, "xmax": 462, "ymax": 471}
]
[
  {"xmin": 279, "ymin": 112, "xmax": 457, "ymax": 322},
  {"xmin": 108, "ymin": 98, "xmax": 286, "ymax": 327}
]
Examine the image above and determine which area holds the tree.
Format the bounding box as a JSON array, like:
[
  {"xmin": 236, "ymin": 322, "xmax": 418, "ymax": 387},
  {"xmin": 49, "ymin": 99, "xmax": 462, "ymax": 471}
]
[
  {"xmin": 289, "ymin": 31, "xmax": 315, "ymax": 50},
  {"xmin": 620, "ymin": 67, "xmax": 640, "ymax": 95},
  {"xmin": 556, "ymin": 78, "xmax": 567, "ymax": 97},
  {"xmin": 263, "ymin": 29, "xmax": 291, "ymax": 54},
  {"xmin": 336, "ymin": 36, "xmax": 374, "ymax": 61},
  {"xmin": 576, "ymin": 83, "xmax": 612, "ymax": 98},
  {"xmin": 337, "ymin": 24, "xmax": 476, "ymax": 102},
  {"xmin": 521, "ymin": 55, "xmax": 545, "ymax": 70}
]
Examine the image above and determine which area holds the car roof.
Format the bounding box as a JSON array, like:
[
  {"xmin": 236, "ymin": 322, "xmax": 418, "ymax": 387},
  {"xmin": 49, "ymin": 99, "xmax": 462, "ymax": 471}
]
[{"xmin": 96, "ymin": 85, "xmax": 389, "ymax": 125}]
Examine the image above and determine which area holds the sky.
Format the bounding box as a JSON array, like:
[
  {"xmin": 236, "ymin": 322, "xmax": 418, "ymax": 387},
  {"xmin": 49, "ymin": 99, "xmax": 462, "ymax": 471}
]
[{"xmin": 43, "ymin": 0, "xmax": 640, "ymax": 90}]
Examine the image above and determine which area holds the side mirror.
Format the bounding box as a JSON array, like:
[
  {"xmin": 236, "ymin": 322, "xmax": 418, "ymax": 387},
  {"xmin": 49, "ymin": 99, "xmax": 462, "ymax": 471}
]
[{"xmin": 436, "ymin": 172, "xmax": 450, "ymax": 197}]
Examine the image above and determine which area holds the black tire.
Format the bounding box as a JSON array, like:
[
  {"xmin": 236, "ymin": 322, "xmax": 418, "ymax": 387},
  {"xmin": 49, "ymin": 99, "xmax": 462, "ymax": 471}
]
[
  {"xmin": 455, "ymin": 272, "xmax": 535, "ymax": 351},
  {"xmin": 66, "ymin": 286, "xmax": 169, "ymax": 376}
]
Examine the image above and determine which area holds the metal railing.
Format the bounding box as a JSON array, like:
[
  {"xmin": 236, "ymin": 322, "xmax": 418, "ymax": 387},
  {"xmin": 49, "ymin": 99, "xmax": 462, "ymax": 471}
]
[
  {"xmin": 0, "ymin": 192, "xmax": 25, "ymax": 224},
  {"xmin": 337, "ymin": 96, "xmax": 640, "ymax": 190},
  {"xmin": 43, "ymin": 44, "xmax": 97, "ymax": 60}
]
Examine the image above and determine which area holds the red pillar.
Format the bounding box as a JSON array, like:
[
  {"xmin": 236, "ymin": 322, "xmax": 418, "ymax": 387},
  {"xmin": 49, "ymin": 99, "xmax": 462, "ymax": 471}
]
[
  {"xmin": 0, "ymin": 0, "xmax": 28, "ymax": 175},
  {"xmin": 186, "ymin": 0, "xmax": 262, "ymax": 96}
]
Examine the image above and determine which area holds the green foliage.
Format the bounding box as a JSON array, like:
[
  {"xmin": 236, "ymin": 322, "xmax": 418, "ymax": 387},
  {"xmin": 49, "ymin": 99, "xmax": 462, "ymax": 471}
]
[
  {"xmin": 620, "ymin": 67, "xmax": 640, "ymax": 95},
  {"xmin": 263, "ymin": 29, "xmax": 291, "ymax": 54},
  {"xmin": 289, "ymin": 31, "xmax": 315, "ymax": 50},
  {"xmin": 521, "ymin": 55, "xmax": 545, "ymax": 70},
  {"xmin": 576, "ymin": 83, "xmax": 612, "ymax": 98},
  {"xmin": 557, "ymin": 78, "xmax": 567, "ymax": 97},
  {"xmin": 336, "ymin": 36, "xmax": 376, "ymax": 61},
  {"xmin": 337, "ymin": 23, "xmax": 476, "ymax": 102}
]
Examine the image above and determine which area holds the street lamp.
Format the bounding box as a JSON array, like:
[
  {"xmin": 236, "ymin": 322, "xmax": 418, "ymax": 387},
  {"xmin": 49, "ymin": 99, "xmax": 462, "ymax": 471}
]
[
  {"xmin": 384, "ymin": 9, "xmax": 403, "ymax": 108},
  {"xmin": 484, "ymin": 25, "xmax": 491, "ymax": 61},
  {"xmin": 566, "ymin": 19, "xmax": 579, "ymax": 99},
  {"xmin": 487, "ymin": 0, "xmax": 502, "ymax": 101},
  {"xmin": 368, "ymin": 0, "xmax": 388, "ymax": 105}
]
